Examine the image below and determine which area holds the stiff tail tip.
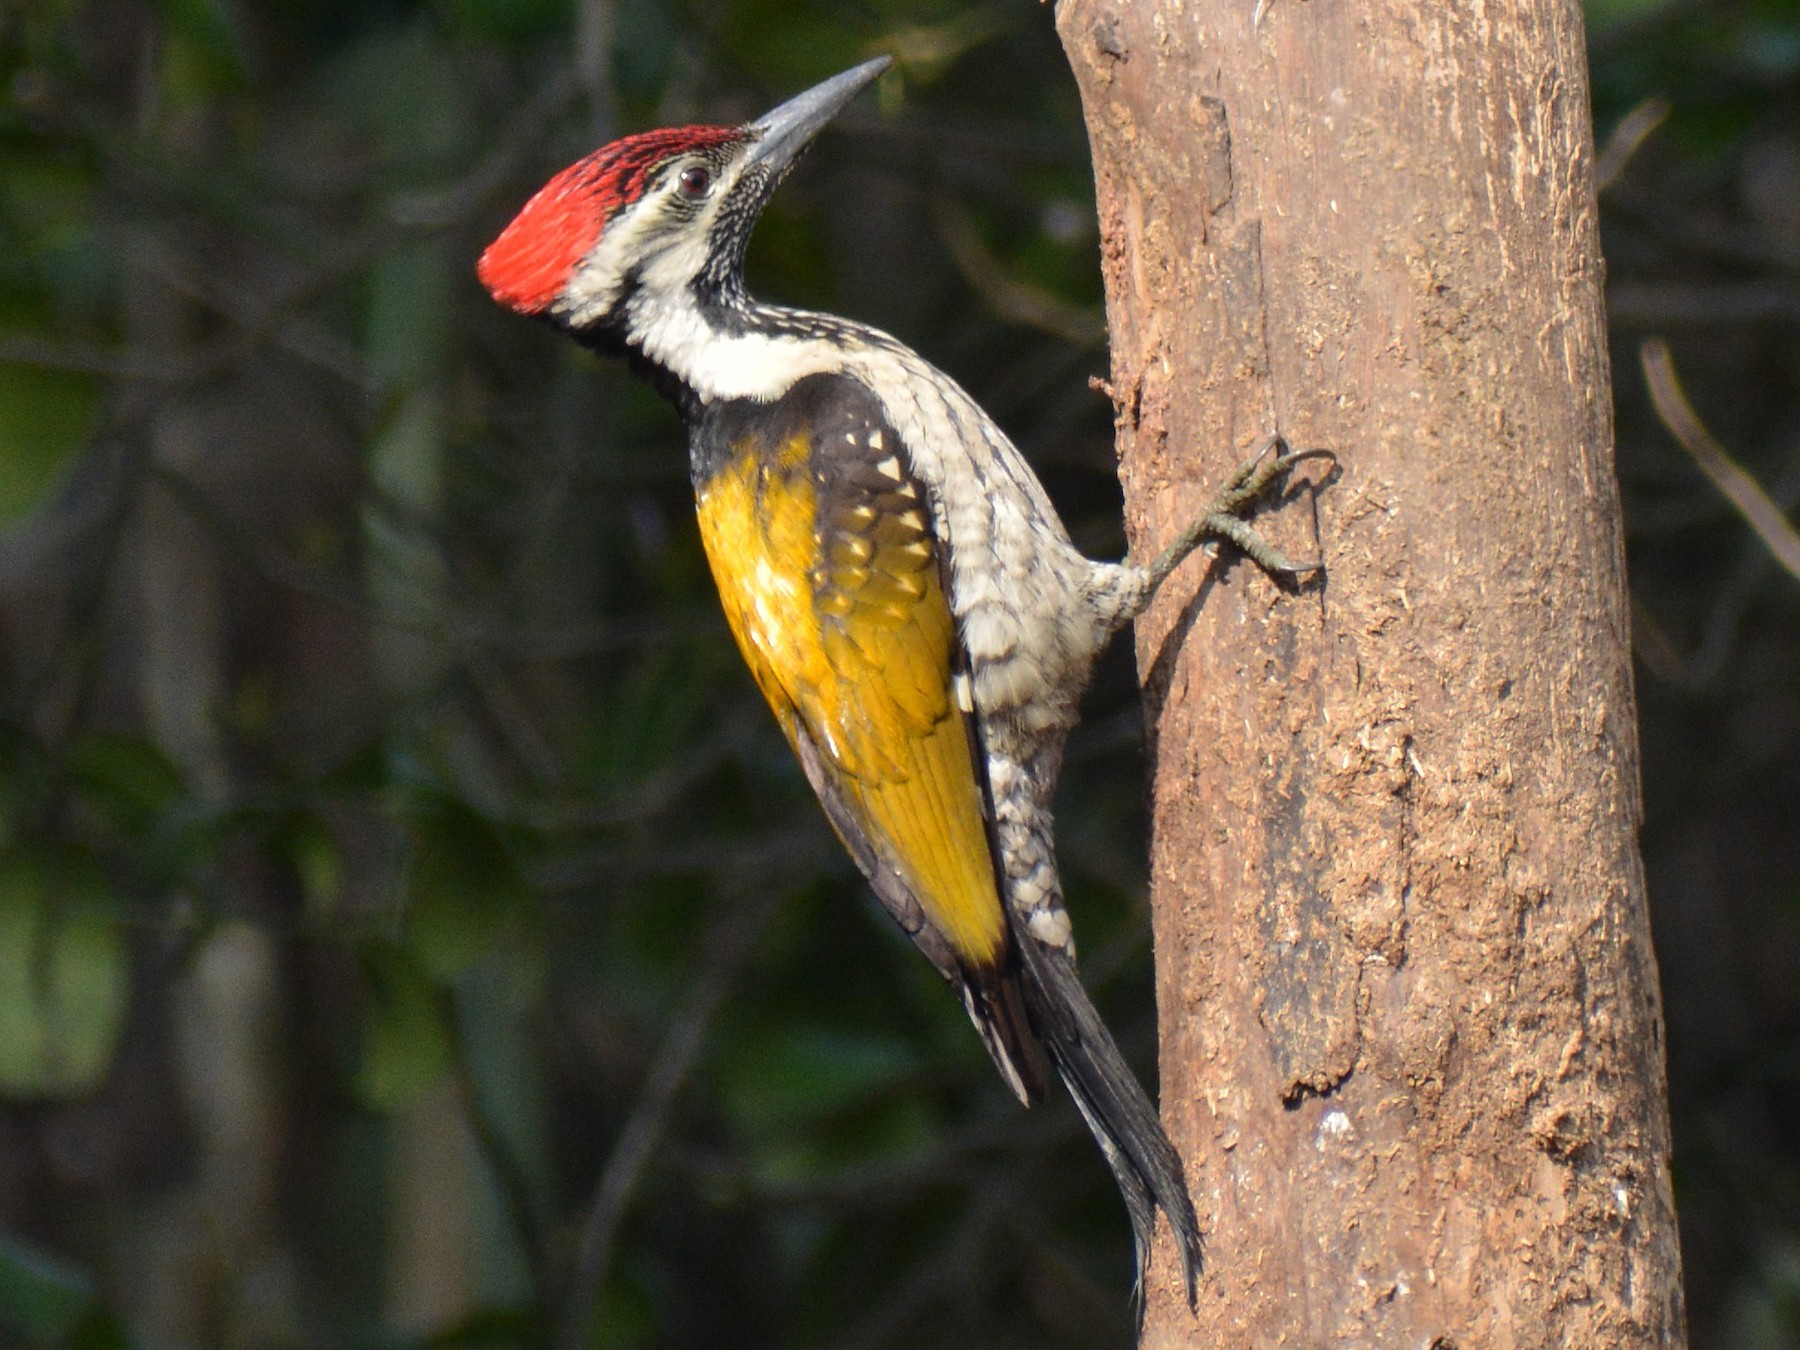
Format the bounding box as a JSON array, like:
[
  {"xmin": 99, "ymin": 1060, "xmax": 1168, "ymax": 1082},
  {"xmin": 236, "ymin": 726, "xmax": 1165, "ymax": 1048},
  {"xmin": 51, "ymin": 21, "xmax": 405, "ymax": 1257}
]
[{"xmin": 1013, "ymin": 928, "xmax": 1202, "ymax": 1311}]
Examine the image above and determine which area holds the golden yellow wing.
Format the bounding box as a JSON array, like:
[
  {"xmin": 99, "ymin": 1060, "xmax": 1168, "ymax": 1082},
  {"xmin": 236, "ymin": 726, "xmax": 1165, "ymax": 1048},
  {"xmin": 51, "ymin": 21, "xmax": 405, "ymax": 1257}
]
[{"xmin": 692, "ymin": 397, "xmax": 1005, "ymax": 971}]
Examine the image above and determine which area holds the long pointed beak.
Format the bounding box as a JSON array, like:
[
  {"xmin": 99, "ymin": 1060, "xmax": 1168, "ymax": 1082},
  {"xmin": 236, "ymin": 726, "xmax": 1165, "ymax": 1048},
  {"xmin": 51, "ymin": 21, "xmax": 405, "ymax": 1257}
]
[{"xmin": 745, "ymin": 57, "xmax": 891, "ymax": 179}]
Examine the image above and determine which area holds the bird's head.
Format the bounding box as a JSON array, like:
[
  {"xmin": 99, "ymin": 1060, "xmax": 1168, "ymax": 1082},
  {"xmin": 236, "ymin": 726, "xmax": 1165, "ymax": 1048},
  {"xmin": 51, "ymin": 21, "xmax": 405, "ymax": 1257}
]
[{"xmin": 478, "ymin": 58, "xmax": 889, "ymax": 351}]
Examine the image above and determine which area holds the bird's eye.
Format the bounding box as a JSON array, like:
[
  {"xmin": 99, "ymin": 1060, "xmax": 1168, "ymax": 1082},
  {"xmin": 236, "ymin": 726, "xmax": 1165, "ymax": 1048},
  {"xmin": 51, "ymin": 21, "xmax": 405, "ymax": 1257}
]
[{"xmin": 677, "ymin": 165, "xmax": 712, "ymax": 199}]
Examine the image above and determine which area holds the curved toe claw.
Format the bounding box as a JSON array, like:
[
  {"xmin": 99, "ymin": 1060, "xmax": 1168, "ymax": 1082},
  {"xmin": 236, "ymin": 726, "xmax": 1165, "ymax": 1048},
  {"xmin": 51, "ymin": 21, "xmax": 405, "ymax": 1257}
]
[
  {"xmin": 1201, "ymin": 513, "xmax": 1323, "ymax": 581},
  {"xmin": 1212, "ymin": 436, "xmax": 1333, "ymax": 517},
  {"xmin": 1273, "ymin": 445, "xmax": 1338, "ymax": 475},
  {"xmin": 1137, "ymin": 433, "xmax": 1334, "ymax": 598}
]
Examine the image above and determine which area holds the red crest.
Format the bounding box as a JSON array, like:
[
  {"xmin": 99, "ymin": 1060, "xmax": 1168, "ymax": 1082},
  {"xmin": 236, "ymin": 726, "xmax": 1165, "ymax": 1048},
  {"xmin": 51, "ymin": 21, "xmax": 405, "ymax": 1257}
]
[{"xmin": 478, "ymin": 125, "xmax": 744, "ymax": 315}]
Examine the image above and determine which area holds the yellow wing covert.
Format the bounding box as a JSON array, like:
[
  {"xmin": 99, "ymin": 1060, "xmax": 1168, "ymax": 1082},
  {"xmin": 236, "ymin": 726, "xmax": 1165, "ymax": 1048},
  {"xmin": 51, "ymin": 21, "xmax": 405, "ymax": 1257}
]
[{"xmin": 692, "ymin": 379, "xmax": 1005, "ymax": 972}]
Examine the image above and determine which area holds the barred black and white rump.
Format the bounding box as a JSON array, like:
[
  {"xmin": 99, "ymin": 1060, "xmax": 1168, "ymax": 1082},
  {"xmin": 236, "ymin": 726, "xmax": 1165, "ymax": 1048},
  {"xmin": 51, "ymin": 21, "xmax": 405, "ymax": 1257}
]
[{"xmin": 1012, "ymin": 926, "xmax": 1202, "ymax": 1309}]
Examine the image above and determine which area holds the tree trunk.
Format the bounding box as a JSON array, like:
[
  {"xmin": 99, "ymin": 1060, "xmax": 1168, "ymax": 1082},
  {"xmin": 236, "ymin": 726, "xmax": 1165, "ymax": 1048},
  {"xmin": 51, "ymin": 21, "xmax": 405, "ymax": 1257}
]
[{"xmin": 1055, "ymin": 1, "xmax": 1687, "ymax": 1345}]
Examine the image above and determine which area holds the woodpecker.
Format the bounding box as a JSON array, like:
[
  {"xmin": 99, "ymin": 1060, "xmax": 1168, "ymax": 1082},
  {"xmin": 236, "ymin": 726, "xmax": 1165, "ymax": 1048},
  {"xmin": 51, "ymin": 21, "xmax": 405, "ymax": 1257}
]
[{"xmin": 479, "ymin": 58, "xmax": 1321, "ymax": 1304}]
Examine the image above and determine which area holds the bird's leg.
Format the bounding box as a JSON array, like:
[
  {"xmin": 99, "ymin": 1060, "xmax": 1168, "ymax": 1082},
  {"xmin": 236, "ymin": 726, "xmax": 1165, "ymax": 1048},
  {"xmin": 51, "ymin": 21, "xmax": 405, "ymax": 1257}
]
[{"xmin": 1135, "ymin": 434, "xmax": 1332, "ymax": 601}]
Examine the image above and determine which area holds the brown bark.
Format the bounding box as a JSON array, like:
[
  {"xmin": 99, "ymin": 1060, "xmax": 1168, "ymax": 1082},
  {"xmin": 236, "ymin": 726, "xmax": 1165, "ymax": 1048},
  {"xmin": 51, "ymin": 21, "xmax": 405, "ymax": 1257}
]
[{"xmin": 1056, "ymin": 1, "xmax": 1687, "ymax": 1345}]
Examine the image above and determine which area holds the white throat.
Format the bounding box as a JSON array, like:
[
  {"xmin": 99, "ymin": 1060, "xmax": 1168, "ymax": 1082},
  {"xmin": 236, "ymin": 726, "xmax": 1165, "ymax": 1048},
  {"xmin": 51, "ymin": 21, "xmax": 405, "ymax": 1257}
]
[{"xmin": 627, "ymin": 298, "xmax": 847, "ymax": 403}]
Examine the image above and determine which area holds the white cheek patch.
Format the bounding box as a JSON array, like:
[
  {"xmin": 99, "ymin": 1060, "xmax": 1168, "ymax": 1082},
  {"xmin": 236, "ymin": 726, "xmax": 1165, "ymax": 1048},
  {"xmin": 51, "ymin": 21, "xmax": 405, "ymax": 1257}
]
[
  {"xmin": 555, "ymin": 207, "xmax": 646, "ymax": 326},
  {"xmin": 637, "ymin": 220, "xmax": 715, "ymax": 300},
  {"xmin": 556, "ymin": 172, "xmax": 727, "ymax": 328}
]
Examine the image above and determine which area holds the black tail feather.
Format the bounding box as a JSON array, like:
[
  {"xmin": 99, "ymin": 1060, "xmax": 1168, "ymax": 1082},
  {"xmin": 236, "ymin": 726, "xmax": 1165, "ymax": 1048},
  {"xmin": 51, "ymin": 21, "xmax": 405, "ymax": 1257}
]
[
  {"xmin": 960, "ymin": 953, "xmax": 1050, "ymax": 1108},
  {"xmin": 1012, "ymin": 928, "xmax": 1202, "ymax": 1309}
]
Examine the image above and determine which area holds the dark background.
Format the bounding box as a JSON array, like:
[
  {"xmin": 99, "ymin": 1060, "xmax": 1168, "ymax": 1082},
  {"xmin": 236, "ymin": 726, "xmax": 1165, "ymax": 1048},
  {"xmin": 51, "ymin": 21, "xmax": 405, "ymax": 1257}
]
[{"xmin": 0, "ymin": 1, "xmax": 1795, "ymax": 1346}]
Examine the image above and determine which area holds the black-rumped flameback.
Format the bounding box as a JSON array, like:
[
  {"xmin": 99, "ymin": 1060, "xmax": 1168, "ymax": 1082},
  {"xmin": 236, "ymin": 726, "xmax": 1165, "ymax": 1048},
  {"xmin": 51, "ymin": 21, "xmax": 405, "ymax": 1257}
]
[{"xmin": 479, "ymin": 57, "xmax": 1322, "ymax": 1306}]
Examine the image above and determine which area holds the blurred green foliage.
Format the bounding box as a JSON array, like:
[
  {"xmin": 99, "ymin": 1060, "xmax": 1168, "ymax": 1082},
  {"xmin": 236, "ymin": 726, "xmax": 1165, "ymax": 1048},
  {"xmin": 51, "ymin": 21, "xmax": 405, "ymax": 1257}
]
[
  {"xmin": 0, "ymin": 846, "xmax": 126, "ymax": 1098},
  {"xmin": 0, "ymin": 1232, "xmax": 133, "ymax": 1349},
  {"xmin": 0, "ymin": 0, "xmax": 1795, "ymax": 1347}
]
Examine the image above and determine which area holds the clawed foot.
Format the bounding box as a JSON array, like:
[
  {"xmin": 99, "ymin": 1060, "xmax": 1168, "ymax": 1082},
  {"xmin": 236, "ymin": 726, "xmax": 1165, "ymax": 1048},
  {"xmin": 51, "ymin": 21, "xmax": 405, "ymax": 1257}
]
[{"xmin": 1139, "ymin": 434, "xmax": 1334, "ymax": 596}]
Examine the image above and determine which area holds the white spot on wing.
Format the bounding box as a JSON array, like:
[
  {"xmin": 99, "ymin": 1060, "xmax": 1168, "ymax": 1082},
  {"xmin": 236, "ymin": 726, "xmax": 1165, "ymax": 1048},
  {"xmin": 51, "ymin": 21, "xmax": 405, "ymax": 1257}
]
[{"xmin": 1027, "ymin": 908, "xmax": 1073, "ymax": 949}]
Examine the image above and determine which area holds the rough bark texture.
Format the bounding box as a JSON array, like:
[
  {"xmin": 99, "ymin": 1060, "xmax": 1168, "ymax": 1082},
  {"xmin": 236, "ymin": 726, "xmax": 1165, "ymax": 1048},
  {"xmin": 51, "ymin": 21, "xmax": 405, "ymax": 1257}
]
[{"xmin": 1055, "ymin": 1, "xmax": 1687, "ymax": 1345}]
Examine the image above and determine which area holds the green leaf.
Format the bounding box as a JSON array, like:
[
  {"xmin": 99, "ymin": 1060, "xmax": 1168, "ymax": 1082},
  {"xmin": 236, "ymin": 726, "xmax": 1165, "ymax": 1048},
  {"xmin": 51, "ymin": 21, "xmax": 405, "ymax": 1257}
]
[
  {"xmin": 440, "ymin": 0, "xmax": 563, "ymax": 43},
  {"xmin": 0, "ymin": 363, "xmax": 95, "ymax": 524},
  {"xmin": 355, "ymin": 948, "xmax": 452, "ymax": 1113},
  {"xmin": 284, "ymin": 814, "xmax": 343, "ymax": 923},
  {"xmin": 403, "ymin": 802, "xmax": 525, "ymax": 983},
  {"xmin": 406, "ymin": 1304, "xmax": 544, "ymax": 1348},
  {"xmin": 0, "ymin": 849, "xmax": 129, "ymax": 1100},
  {"xmin": 157, "ymin": 0, "xmax": 251, "ymax": 102},
  {"xmin": 0, "ymin": 1231, "xmax": 95, "ymax": 1341},
  {"xmin": 582, "ymin": 653, "xmax": 712, "ymax": 794},
  {"xmin": 1585, "ymin": 0, "xmax": 1678, "ymax": 32},
  {"xmin": 66, "ymin": 734, "xmax": 187, "ymax": 834},
  {"xmin": 721, "ymin": 1025, "xmax": 922, "ymax": 1136}
]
